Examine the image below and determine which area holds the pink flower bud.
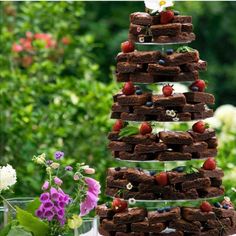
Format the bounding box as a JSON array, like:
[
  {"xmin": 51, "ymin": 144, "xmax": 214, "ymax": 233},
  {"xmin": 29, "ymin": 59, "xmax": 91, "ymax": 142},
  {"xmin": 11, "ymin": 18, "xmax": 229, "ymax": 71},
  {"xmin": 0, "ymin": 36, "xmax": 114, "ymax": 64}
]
[
  {"xmin": 42, "ymin": 181, "xmax": 49, "ymax": 191},
  {"xmin": 54, "ymin": 177, "xmax": 63, "ymax": 186},
  {"xmin": 12, "ymin": 43, "xmax": 23, "ymax": 53},
  {"xmin": 84, "ymin": 167, "xmax": 95, "ymax": 175}
]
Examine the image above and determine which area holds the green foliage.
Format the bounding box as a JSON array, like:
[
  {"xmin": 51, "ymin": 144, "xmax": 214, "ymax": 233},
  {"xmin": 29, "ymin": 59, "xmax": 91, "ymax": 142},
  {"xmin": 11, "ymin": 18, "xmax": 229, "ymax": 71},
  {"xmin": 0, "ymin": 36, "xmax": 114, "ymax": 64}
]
[
  {"xmin": 6, "ymin": 227, "xmax": 32, "ymax": 236},
  {"xmin": 16, "ymin": 207, "xmax": 49, "ymax": 236},
  {"xmin": 25, "ymin": 198, "xmax": 40, "ymax": 216}
]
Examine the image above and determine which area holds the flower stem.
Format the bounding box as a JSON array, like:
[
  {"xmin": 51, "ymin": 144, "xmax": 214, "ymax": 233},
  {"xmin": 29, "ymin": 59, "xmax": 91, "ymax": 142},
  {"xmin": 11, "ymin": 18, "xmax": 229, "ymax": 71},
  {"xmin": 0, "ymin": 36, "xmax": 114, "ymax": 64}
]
[
  {"xmin": 74, "ymin": 228, "xmax": 79, "ymax": 236},
  {"xmin": 0, "ymin": 195, "xmax": 16, "ymax": 212}
]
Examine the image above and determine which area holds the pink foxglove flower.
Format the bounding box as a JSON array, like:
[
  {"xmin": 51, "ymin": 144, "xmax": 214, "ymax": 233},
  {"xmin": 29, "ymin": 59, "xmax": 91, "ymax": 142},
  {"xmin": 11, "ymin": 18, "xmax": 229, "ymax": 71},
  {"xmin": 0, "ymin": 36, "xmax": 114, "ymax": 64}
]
[
  {"xmin": 54, "ymin": 177, "xmax": 63, "ymax": 186},
  {"xmin": 42, "ymin": 181, "xmax": 49, "ymax": 191},
  {"xmin": 80, "ymin": 177, "xmax": 101, "ymax": 216}
]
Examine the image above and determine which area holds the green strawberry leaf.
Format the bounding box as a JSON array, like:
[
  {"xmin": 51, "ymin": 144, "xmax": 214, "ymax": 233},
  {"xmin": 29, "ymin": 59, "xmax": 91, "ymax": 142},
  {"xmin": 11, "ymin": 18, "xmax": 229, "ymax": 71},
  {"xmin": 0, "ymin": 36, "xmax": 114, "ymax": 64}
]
[
  {"xmin": 184, "ymin": 165, "xmax": 198, "ymax": 174},
  {"xmin": 25, "ymin": 198, "xmax": 40, "ymax": 215},
  {"xmin": 176, "ymin": 46, "xmax": 195, "ymax": 53},
  {"xmin": 7, "ymin": 226, "xmax": 32, "ymax": 236},
  {"xmin": 119, "ymin": 126, "xmax": 139, "ymax": 139},
  {"xmin": 16, "ymin": 207, "xmax": 49, "ymax": 236}
]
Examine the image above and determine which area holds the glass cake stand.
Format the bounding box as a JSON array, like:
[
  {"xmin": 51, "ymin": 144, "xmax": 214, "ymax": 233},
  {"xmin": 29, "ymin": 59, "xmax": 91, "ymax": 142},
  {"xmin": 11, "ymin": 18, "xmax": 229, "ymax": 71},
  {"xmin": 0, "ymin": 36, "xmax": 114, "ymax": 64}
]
[{"xmin": 135, "ymin": 41, "xmax": 192, "ymax": 46}]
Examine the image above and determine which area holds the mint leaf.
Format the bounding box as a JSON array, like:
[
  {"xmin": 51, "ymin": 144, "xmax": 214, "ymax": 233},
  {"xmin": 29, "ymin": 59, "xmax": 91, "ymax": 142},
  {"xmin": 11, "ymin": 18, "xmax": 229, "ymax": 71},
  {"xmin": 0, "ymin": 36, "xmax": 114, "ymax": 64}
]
[
  {"xmin": 25, "ymin": 198, "xmax": 40, "ymax": 215},
  {"xmin": 119, "ymin": 126, "xmax": 139, "ymax": 139},
  {"xmin": 7, "ymin": 226, "xmax": 32, "ymax": 236},
  {"xmin": 184, "ymin": 165, "xmax": 198, "ymax": 174},
  {"xmin": 176, "ymin": 46, "xmax": 195, "ymax": 53},
  {"xmin": 16, "ymin": 207, "xmax": 49, "ymax": 236}
]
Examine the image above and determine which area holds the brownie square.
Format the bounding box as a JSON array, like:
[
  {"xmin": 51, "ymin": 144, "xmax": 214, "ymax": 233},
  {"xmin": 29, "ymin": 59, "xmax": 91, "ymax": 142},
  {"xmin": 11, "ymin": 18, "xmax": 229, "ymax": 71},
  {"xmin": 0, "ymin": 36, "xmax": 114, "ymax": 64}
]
[
  {"xmin": 169, "ymin": 219, "xmax": 201, "ymax": 233},
  {"xmin": 129, "ymin": 51, "xmax": 160, "ymax": 63},
  {"xmin": 131, "ymin": 220, "xmax": 165, "ymax": 233},
  {"xmin": 199, "ymin": 168, "xmax": 224, "ymax": 179},
  {"xmin": 96, "ymin": 205, "xmax": 115, "ymax": 219},
  {"xmin": 150, "ymin": 23, "xmax": 182, "ymax": 37},
  {"xmin": 159, "ymin": 131, "xmax": 193, "ymax": 145},
  {"xmin": 184, "ymin": 92, "xmax": 215, "ymax": 105},
  {"xmin": 182, "ymin": 207, "xmax": 216, "ymax": 221},
  {"xmin": 148, "ymin": 64, "xmax": 181, "ymax": 76},
  {"xmin": 165, "ymin": 51, "xmax": 199, "ymax": 66},
  {"xmin": 188, "ymin": 128, "xmax": 216, "ymax": 141},
  {"xmin": 153, "ymin": 93, "xmax": 186, "ymax": 107},
  {"xmin": 102, "ymin": 219, "xmax": 128, "ymax": 232},
  {"xmin": 130, "ymin": 12, "xmax": 153, "ymax": 26}
]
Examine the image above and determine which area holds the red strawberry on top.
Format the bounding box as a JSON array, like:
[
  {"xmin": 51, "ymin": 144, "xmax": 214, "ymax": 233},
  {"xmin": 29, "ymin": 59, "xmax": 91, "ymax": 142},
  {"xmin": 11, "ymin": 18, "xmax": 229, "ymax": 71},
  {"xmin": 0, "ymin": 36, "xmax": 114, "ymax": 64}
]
[
  {"xmin": 162, "ymin": 84, "xmax": 174, "ymax": 97},
  {"xmin": 160, "ymin": 10, "xmax": 174, "ymax": 24},
  {"xmin": 112, "ymin": 198, "xmax": 128, "ymax": 213},
  {"xmin": 155, "ymin": 172, "xmax": 168, "ymax": 186},
  {"xmin": 122, "ymin": 82, "xmax": 135, "ymax": 95},
  {"xmin": 121, "ymin": 41, "xmax": 135, "ymax": 53},
  {"xmin": 192, "ymin": 121, "xmax": 208, "ymax": 133},
  {"xmin": 139, "ymin": 122, "xmax": 152, "ymax": 135},
  {"xmin": 113, "ymin": 120, "xmax": 124, "ymax": 132},
  {"xmin": 189, "ymin": 79, "xmax": 206, "ymax": 92},
  {"xmin": 203, "ymin": 157, "xmax": 216, "ymax": 170},
  {"xmin": 200, "ymin": 201, "xmax": 212, "ymax": 212}
]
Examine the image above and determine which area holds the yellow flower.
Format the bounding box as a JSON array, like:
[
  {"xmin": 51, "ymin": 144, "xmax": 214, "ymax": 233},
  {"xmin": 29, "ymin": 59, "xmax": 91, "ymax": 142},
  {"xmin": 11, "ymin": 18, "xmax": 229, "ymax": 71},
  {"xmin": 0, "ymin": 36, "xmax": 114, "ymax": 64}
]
[
  {"xmin": 68, "ymin": 214, "xmax": 83, "ymax": 229},
  {"xmin": 50, "ymin": 162, "xmax": 60, "ymax": 169}
]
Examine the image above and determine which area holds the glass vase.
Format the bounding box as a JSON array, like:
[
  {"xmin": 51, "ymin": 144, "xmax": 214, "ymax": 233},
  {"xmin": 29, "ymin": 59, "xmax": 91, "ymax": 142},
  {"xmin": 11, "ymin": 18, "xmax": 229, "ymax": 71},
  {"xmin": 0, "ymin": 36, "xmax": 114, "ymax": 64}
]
[
  {"xmin": 74, "ymin": 217, "xmax": 99, "ymax": 236},
  {"xmin": 3, "ymin": 197, "xmax": 34, "ymax": 226}
]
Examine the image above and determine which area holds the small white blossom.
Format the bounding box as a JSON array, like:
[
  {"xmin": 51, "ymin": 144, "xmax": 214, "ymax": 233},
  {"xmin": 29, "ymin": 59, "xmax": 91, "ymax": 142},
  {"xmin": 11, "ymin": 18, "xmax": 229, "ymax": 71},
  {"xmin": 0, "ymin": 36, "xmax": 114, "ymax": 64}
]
[
  {"xmin": 126, "ymin": 183, "xmax": 133, "ymax": 190},
  {"xmin": 231, "ymin": 187, "xmax": 236, "ymax": 193},
  {"xmin": 128, "ymin": 198, "xmax": 136, "ymax": 205},
  {"xmin": 139, "ymin": 36, "xmax": 145, "ymax": 43},
  {"xmin": 173, "ymin": 117, "xmax": 179, "ymax": 122},
  {"xmin": 166, "ymin": 110, "xmax": 176, "ymax": 117},
  {"xmin": 0, "ymin": 165, "xmax": 17, "ymax": 192},
  {"xmin": 144, "ymin": 0, "xmax": 174, "ymax": 13}
]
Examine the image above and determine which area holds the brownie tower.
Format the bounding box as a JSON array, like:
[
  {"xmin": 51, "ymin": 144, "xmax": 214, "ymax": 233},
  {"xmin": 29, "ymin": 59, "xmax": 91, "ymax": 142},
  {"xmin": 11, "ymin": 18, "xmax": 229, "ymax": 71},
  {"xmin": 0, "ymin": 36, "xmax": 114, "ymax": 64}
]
[{"xmin": 97, "ymin": 5, "xmax": 236, "ymax": 236}]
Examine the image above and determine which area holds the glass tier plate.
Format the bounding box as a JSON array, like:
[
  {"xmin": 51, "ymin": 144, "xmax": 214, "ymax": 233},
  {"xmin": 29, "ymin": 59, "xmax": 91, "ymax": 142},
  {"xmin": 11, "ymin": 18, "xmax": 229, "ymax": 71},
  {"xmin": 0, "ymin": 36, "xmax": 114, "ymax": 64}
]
[
  {"xmin": 106, "ymin": 195, "xmax": 222, "ymax": 203},
  {"xmin": 120, "ymin": 118, "xmax": 212, "ymax": 123},
  {"xmin": 114, "ymin": 157, "xmax": 208, "ymax": 163},
  {"xmin": 135, "ymin": 41, "xmax": 192, "ymax": 46}
]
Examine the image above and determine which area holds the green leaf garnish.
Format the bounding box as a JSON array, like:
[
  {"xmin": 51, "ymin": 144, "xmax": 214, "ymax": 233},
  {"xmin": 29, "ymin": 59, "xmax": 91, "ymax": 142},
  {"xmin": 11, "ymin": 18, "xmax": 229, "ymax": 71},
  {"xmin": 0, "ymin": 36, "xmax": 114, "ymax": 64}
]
[
  {"xmin": 176, "ymin": 46, "xmax": 196, "ymax": 53},
  {"xmin": 184, "ymin": 165, "xmax": 198, "ymax": 174},
  {"xmin": 16, "ymin": 207, "xmax": 49, "ymax": 236},
  {"xmin": 119, "ymin": 126, "xmax": 139, "ymax": 139}
]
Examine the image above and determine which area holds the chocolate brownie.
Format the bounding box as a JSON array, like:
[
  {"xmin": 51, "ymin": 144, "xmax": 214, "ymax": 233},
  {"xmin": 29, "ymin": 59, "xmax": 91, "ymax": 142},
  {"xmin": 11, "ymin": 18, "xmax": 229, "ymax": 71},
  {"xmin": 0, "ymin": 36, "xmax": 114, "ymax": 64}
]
[
  {"xmin": 172, "ymin": 16, "xmax": 192, "ymax": 23},
  {"xmin": 112, "ymin": 103, "xmax": 130, "ymax": 113},
  {"xmin": 131, "ymin": 220, "xmax": 165, "ymax": 233},
  {"xmin": 148, "ymin": 64, "xmax": 181, "ymax": 76},
  {"xmin": 116, "ymin": 233, "xmax": 146, "ymax": 236},
  {"xmin": 118, "ymin": 151, "xmax": 149, "ymax": 161},
  {"xmin": 124, "ymin": 168, "xmax": 154, "ymax": 184},
  {"xmin": 108, "ymin": 132, "xmax": 120, "ymax": 141},
  {"xmin": 192, "ymin": 148, "xmax": 217, "ymax": 159},
  {"xmin": 134, "ymin": 105, "xmax": 164, "ymax": 116},
  {"xmin": 134, "ymin": 142, "xmax": 167, "ymax": 153},
  {"xmin": 130, "ymin": 12, "xmax": 153, "ymax": 26},
  {"xmin": 182, "ymin": 207, "xmax": 216, "ymax": 221},
  {"xmin": 180, "ymin": 141, "xmax": 208, "ymax": 153},
  {"xmin": 181, "ymin": 177, "xmax": 211, "ymax": 191},
  {"xmin": 129, "ymin": 51, "xmax": 160, "ymax": 63},
  {"xmin": 159, "ymin": 131, "xmax": 193, "ymax": 145},
  {"xmin": 150, "ymin": 23, "xmax": 182, "ymax": 37},
  {"xmin": 122, "ymin": 133, "xmax": 158, "ymax": 144},
  {"xmin": 148, "ymin": 207, "xmax": 181, "ymax": 224},
  {"xmin": 96, "ymin": 204, "xmax": 115, "ymax": 219},
  {"xmin": 107, "ymin": 176, "xmax": 129, "ymax": 189},
  {"xmin": 120, "ymin": 112, "xmax": 146, "ymax": 121},
  {"xmin": 98, "ymin": 225, "xmax": 114, "ymax": 236},
  {"xmin": 181, "ymin": 23, "xmax": 193, "ymax": 33},
  {"xmin": 165, "ymin": 51, "xmax": 199, "ymax": 66},
  {"xmin": 130, "ymin": 72, "xmax": 155, "ymax": 83},
  {"xmin": 198, "ymin": 186, "xmax": 224, "ymax": 198},
  {"xmin": 117, "ymin": 62, "xmax": 140, "ymax": 73},
  {"xmin": 191, "ymin": 109, "xmax": 214, "ymax": 120},
  {"xmin": 153, "ymin": 94, "xmax": 186, "ymax": 106},
  {"xmin": 206, "ymin": 137, "xmax": 218, "ymax": 148},
  {"xmin": 117, "ymin": 93, "xmax": 150, "ymax": 106},
  {"xmin": 212, "ymin": 207, "xmax": 235, "ymax": 218},
  {"xmin": 188, "ymin": 128, "xmax": 216, "ymax": 141},
  {"xmin": 116, "ymin": 73, "xmax": 130, "ymax": 82},
  {"xmin": 181, "ymin": 60, "xmax": 207, "ymax": 72},
  {"xmin": 182, "ymin": 103, "xmax": 205, "ymax": 112},
  {"xmin": 129, "ymin": 23, "xmax": 147, "ymax": 36},
  {"xmin": 116, "ymin": 52, "xmax": 132, "ymax": 62},
  {"xmin": 168, "ymin": 171, "xmax": 202, "ymax": 184},
  {"xmin": 102, "ymin": 219, "xmax": 128, "ymax": 232},
  {"xmin": 108, "ymin": 141, "xmax": 133, "ymax": 152},
  {"xmin": 184, "ymin": 92, "xmax": 215, "ymax": 105},
  {"xmin": 169, "ymin": 219, "xmax": 201, "ymax": 233},
  {"xmin": 113, "ymin": 207, "xmax": 147, "ymax": 224},
  {"xmin": 152, "ymin": 232, "xmax": 184, "ymax": 236},
  {"xmin": 157, "ymin": 151, "xmax": 192, "ymax": 161}
]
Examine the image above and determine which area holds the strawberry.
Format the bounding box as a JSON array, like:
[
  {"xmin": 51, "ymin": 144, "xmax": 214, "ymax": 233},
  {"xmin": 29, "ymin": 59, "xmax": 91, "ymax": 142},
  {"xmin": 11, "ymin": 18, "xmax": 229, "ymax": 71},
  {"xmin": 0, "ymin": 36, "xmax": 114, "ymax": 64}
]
[
  {"xmin": 121, "ymin": 41, "xmax": 135, "ymax": 53},
  {"xmin": 162, "ymin": 84, "xmax": 174, "ymax": 97},
  {"xmin": 112, "ymin": 120, "xmax": 124, "ymax": 132},
  {"xmin": 203, "ymin": 157, "xmax": 216, "ymax": 170},
  {"xmin": 200, "ymin": 201, "xmax": 212, "ymax": 212},
  {"xmin": 122, "ymin": 82, "xmax": 135, "ymax": 95},
  {"xmin": 192, "ymin": 121, "xmax": 207, "ymax": 133},
  {"xmin": 112, "ymin": 198, "xmax": 128, "ymax": 213},
  {"xmin": 160, "ymin": 10, "xmax": 174, "ymax": 24},
  {"xmin": 139, "ymin": 122, "xmax": 152, "ymax": 135},
  {"xmin": 189, "ymin": 80, "xmax": 206, "ymax": 92},
  {"xmin": 155, "ymin": 172, "xmax": 169, "ymax": 186}
]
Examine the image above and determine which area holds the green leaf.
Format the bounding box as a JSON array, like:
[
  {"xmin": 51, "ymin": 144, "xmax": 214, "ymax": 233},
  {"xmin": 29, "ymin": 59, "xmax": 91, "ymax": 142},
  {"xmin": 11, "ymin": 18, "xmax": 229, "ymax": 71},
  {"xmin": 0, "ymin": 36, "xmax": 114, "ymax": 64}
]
[
  {"xmin": 16, "ymin": 207, "xmax": 49, "ymax": 236},
  {"xmin": 119, "ymin": 126, "xmax": 139, "ymax": 139},
  {"xmin": 7, "ymin": 226, "xmax": 32, "ymax": 236},
  {"xmin": 0, "ymin": 224, "xmax": 11, "ymax": 236},
  {"xmin": 25, "ymin": 198, "xmax": 40, "ymax": 215},
  {"xmin": 176, "ymin": 46, "xmax": 196, "ymax": 53},
  {"xmin": 184, "ymin": 165, "xmax": 198, "ymax": 174}
]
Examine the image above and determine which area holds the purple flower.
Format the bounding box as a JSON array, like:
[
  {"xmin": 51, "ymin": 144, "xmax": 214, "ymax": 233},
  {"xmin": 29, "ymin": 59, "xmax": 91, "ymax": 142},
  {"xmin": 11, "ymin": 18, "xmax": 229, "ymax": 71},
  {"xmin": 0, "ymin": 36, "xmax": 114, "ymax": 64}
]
[
  {"xmin": 54, "ymin": 151, "xmax": 64, "ymax": 160},
  {"xmin": 44, "ymin": 210, "xmax": 55, "ymax": 221},
  {"xmin": 54, "ymin": 177, "xmax": 63, "ymax": 186},
  {"xmin": 42, "ymin": 181, "xmax": 49, "ymax": 191},
  {"xmin": 43, "ymin": 200, "xmax": 54, "ymax": 209},
  {"xmin": 65, "ymin": 166, "xmax": 73, "ymax": 171},
  {"xmin": 50, "ymin": 187, "xmax": 59, "ymax": 200},
  {"xmin": 40, "ymin": 192, "xmax": 50, "ymax": 202},
  {"xmin": 35, "ymin": 205, "xmax": 45, "ymax": 218}
]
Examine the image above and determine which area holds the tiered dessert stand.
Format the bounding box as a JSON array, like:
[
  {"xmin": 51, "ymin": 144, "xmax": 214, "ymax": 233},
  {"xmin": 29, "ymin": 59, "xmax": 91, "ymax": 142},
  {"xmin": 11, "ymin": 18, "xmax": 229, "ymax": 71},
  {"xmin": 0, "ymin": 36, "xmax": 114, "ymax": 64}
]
[{"xmin": 96, "ymin": 7, "xmax": 236, "ymax": 236}]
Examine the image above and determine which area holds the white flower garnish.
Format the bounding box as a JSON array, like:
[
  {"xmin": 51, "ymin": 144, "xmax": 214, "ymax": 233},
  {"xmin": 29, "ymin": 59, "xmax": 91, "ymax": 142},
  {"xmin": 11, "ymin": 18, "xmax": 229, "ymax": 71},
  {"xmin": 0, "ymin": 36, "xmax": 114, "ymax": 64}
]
[
  {"xmin": 139, "ymin": 36, "xmax": 145, "ymax": 43},
  {"xmin": 224, "ymin": 196, "xmax": 231, "ymax": 202},
  {"xmin": 232, "ymin": 187, "xmax": 236, "ymax": 193},
  {"xmin": 144, "ymin": 0, "xmax": 174, "ymax": 13},
  {"xmin": 128, "ymin": 198, "xmax": 136, "ymax": 205},
  {"xmin": 166, "ymin": 110, "xmax": 176, "ymax": 117},
  {"xmin": 0, "ymin": 164, "xmax": 17, "ymax": 192},
  {"xmin": 173, "ymin": 117, "xmax": 179, "ymax": 122},
  {"xmin": 126, "ymin": 183, "xmax": 133, "ymax": 190}
]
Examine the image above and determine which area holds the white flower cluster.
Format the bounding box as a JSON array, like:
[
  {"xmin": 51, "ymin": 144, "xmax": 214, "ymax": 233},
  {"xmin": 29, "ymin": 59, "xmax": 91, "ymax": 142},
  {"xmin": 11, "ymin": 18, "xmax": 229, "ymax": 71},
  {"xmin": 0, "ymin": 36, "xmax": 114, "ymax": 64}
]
[
  {"xmin": 0, "ymin": 164, "xmax": 17, "ymax": 192},
  {"xmin": 144, "ymin": 0, "xmax": 174, "ymax": 13}
]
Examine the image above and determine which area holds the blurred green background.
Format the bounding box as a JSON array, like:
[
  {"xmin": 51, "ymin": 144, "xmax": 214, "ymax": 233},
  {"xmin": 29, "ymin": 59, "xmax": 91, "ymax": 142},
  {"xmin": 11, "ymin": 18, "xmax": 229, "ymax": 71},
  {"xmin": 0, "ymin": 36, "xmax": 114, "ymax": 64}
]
[{"xmin": 0, "ymin": 1, "xmax": 236, "ymax": 206}]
